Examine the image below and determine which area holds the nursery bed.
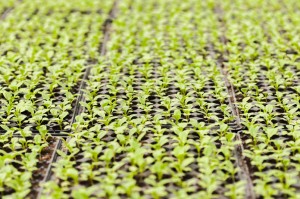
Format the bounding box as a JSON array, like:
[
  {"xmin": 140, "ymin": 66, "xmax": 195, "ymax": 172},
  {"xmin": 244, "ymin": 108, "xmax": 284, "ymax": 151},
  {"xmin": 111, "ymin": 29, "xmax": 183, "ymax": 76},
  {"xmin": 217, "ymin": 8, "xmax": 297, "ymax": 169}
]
[
  {"xmin": 0, "ymin": 136, "xmax": 58, "ymax": 198},
  {"xmin": 1, "ymin": 0, "xmax": 300, "ymax": 198}
]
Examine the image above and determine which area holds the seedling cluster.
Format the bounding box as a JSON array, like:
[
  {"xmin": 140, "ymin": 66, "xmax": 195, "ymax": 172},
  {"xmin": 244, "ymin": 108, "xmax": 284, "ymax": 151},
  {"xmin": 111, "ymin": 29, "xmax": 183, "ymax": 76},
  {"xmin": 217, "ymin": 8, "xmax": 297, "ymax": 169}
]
[
  {"xmin": 0, "ymin": 0, "xmax": 113, "ymax": 135},
  {"xmin": 1, "ymin": 0, "xmax": 300, "ymax": 198},
  {"xmin": 219, "ymin": 0, "xmax": 300, "ymax": 198}
]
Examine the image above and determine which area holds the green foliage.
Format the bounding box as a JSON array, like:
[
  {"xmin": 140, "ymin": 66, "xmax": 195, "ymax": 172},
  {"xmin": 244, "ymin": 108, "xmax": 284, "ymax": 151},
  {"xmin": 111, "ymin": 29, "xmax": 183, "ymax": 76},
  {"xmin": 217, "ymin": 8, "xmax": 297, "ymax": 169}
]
[{"xmin": 2, "ymin": 0, "xmax": 300, "ymax": 198}]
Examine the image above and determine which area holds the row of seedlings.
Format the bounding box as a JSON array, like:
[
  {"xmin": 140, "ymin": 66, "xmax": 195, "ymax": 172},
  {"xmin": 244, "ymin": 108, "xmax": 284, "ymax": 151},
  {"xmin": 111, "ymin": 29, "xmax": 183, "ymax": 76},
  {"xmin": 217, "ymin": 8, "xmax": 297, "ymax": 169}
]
[
  {"xmin": 0, "ymin": 0, "xmax": 114, "ymax": 135},
  {"xmin": 215, "ymin": 0, "xmax": 300, "ymax": 198},
  {"xmin": 0, "ymin": 133, "xmax": 58, "ymax": 198},
  {"xmin": 0, "ymin": 0, "xmax": 115, "ymax": 198},
  {"xmin": 45, "ymin": 0, "xmax": 246, "ymax": 198}
]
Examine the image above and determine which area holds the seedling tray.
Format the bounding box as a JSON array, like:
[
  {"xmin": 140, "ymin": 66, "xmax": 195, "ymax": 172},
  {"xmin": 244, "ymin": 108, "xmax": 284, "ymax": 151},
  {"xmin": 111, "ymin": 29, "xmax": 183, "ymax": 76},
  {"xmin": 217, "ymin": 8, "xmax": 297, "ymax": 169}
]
[
  {"xmin": 2, "ymin": 0, "xmax": 300, "ymax": 198},
  {"xmin": 0, "ymin": 137, "xmax": 58, "ymax": 198}
]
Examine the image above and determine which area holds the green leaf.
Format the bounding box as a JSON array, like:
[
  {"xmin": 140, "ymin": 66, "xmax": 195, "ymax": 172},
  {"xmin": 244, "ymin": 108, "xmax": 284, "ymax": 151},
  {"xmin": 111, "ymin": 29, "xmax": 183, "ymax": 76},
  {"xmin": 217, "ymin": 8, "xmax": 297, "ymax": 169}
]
[
  {"xmin": 173, "ymin": 110, "xmax": 181, "ymax": 122},
  {"xmin": 226, "ymin": 132, "xmax": 235, "ymax": 141},
  {"xmin": 265, "ymin": 104, "xmax": 273, "ymax": 113},
  {"xmin": 182, "ymin": 157, "xmax": 194, "ymax": 167},
  {"xmin": 2, "ymin": 90, "xmax": 12, "ymax": 101}
]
